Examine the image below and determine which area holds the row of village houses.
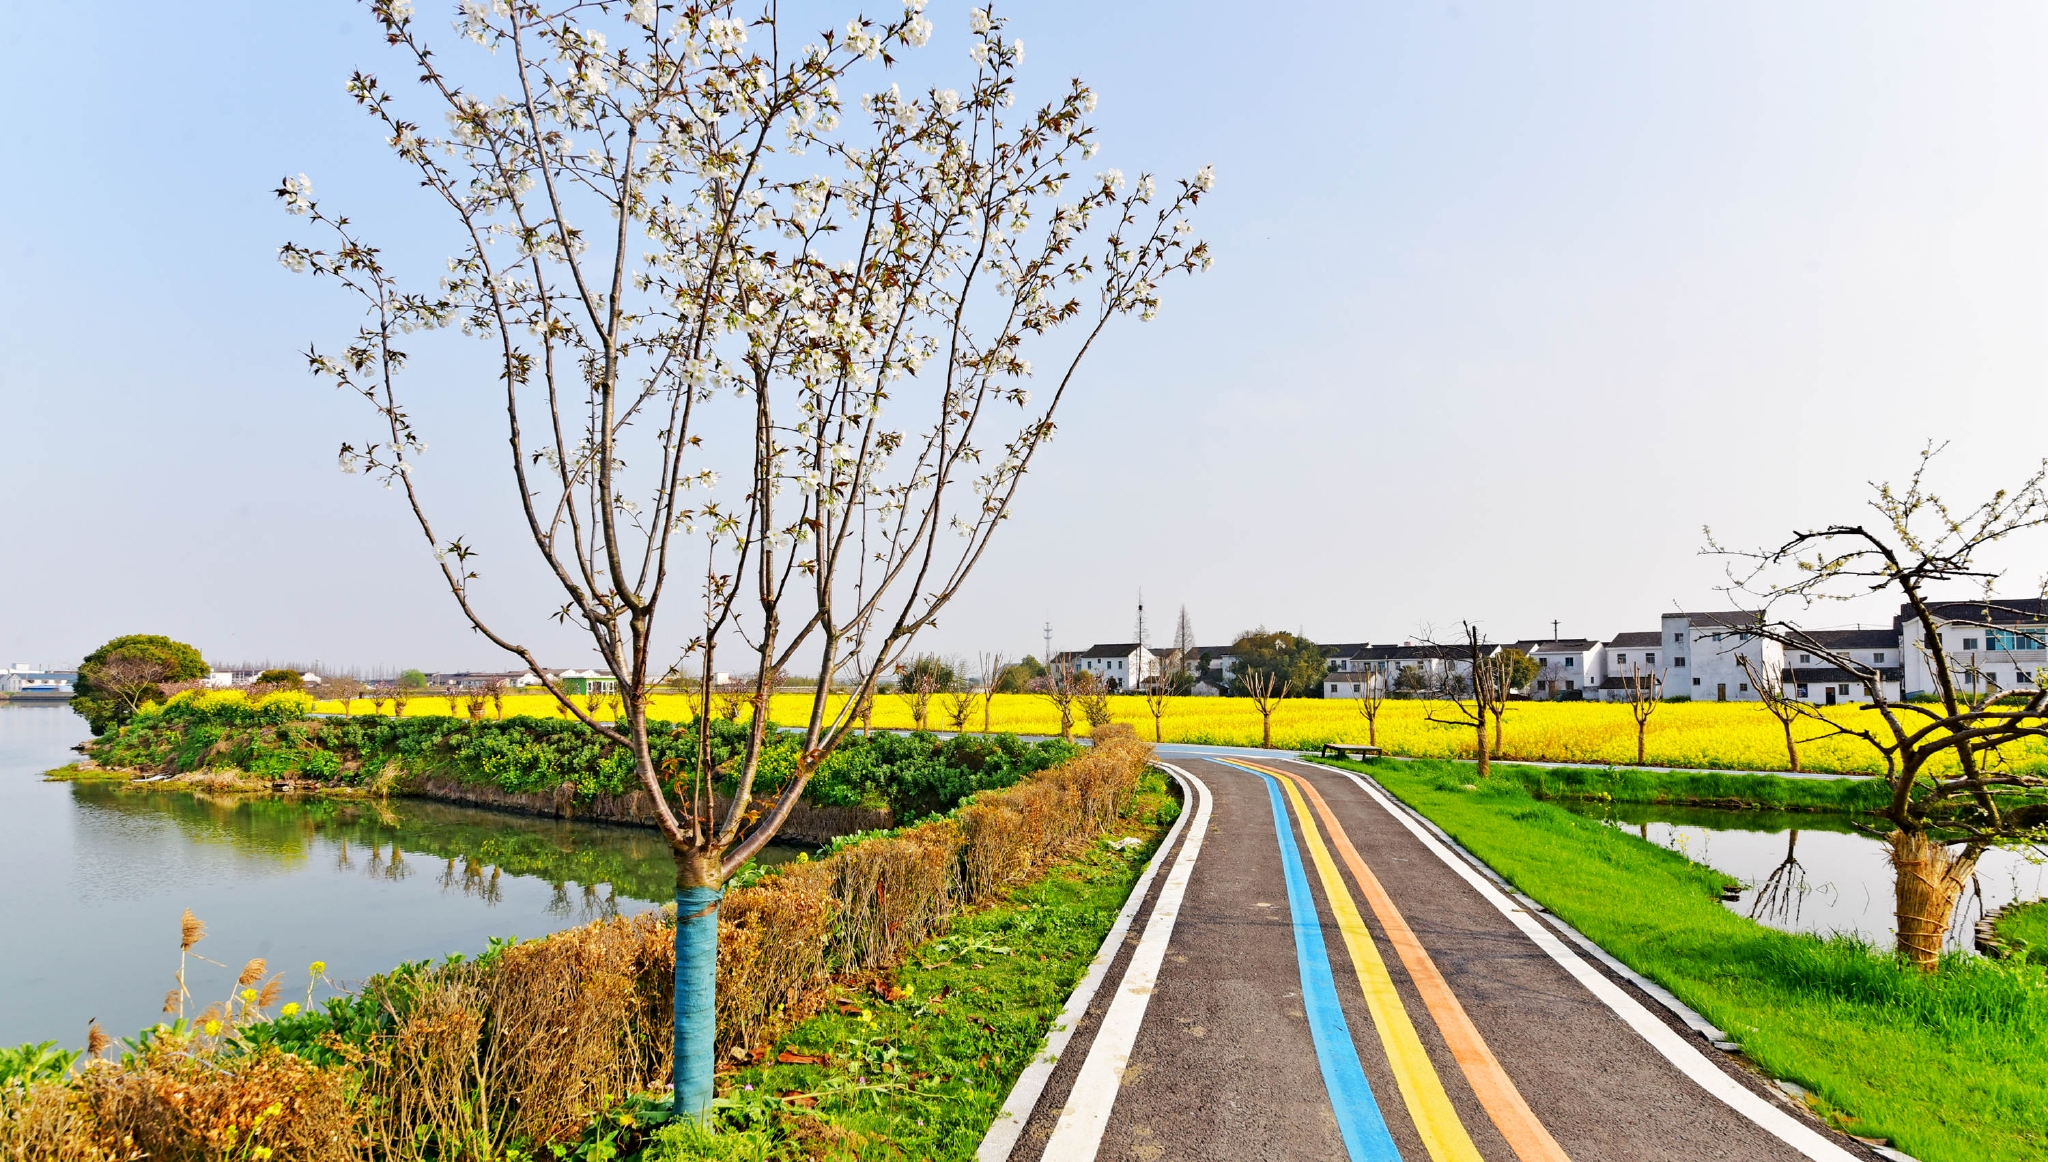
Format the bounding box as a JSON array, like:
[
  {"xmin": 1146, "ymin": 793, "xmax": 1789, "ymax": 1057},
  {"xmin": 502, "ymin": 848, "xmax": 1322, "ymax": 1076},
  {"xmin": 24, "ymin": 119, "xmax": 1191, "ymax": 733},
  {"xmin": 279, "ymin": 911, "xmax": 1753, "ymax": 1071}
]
[{"xmin": 1059, "ymin": 600, "xmax": 2048, "ymax": 706}]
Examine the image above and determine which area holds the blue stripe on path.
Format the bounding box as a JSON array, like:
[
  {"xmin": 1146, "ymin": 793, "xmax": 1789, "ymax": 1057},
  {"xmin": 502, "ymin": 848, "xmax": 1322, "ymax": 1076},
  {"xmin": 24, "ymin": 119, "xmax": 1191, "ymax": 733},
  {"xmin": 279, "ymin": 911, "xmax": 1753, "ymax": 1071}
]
[{"xmin": 1259, "ymin": 770, "xmax": 1404, "ymax": 1162}]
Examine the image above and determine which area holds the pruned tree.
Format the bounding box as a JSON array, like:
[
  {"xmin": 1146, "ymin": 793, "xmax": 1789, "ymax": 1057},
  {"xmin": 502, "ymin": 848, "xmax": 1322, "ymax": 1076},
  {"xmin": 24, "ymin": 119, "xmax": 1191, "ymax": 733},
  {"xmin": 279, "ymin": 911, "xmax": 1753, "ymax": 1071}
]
[
  {"xmin": 1621, "ymin": 662, "xmax": 1661, "ymax": 765},
  {"xmin": 464, "ymin": 687, "xmax": 490, "ymax": 720},
  {"xmin": 894, "ymin": 654, "xmax": 954, "ymax": 730},
  {"xmin": 1142, "ymin": 672, "xmax": 1172, "ymax": 742},
  {"xmin": 1424, "ymin": 624, "xmax": 1498, "ymax": 777},
  {"xmin": 977, "ymin": 651, "xmax": 1005, "ymax": 732},
  {"xmin": 941, "ymin": 664, "xmax": 981, "ymax": 733},
  {"xmin": 1738, "ymin": 653, "xmax": 1801, "ymax": 772},
  {"xmin": 326, "ymin": 676, "xmax": 367, "ymax": 717},
  {"xmin": 1354, "ymin": 670, "xmax": 1387, "ymax": 747},
  {"xmin": 389, "ymin": 685, "xmax": 411, "ymax": 718},
  {"xmin": 1074, "ymin": 668, "xmax": 1114, "ymax": 730},
  {"xmin": 283, "ymin": 0, "xmax": 1208, "ymax": 1113},
  {"xmin": 1243, "ymin": 668, "xmax": 1287, "ymax": 749},
  {"xmin": 441, "ymin": 685, "xmax": 462, "ymax": 717},
  {"xmin": 487, "ymin": 680, "xmax": 508, "ymax": 720},
  {"xmin": 1030, "ymin": 658, "xmax": 1080, "ymax": 743},
  {"xmin": 1710, "ymin": 445, "xmax": 2048, "ymax": 971}
]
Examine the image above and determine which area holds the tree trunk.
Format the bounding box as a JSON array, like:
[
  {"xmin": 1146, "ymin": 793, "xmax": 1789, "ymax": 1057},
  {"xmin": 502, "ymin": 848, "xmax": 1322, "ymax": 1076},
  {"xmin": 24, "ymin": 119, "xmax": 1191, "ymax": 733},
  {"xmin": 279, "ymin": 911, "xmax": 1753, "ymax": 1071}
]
[
  {"xmin": 1367, "ymin": 714, "xmax": 1377, "ymax": 747},
  {"xmin": 1060, "ymin": 703, "xmax": 1073, "ymax": 743},
  {"xmin": 673, "ymin": 846, "xmax": 725, "ymax": 1117},
  {"xmin": 1889, "ymin": 830, "xmax": 1979, "ymax": 972},
  {"xmin": 1153, "ymin": 714, "xmax": 1163, "ymax": 743},
  {"xmin": 1491, "ymin": 710, "xmax": 1503, "ymax": 758},
  {"xmin": 1781, "ymin": 719, "xmax": 1799, "ymax": 772},
  {"xmin": 1474, "ymin": 715, "xmax": 1489, "ymax": 779},
  {"xmin": 1636, "ymin": 721, "xmax": 1646, "ymax": 765},
  {"xmin": 1262, "ymin": 710, "xmax": 1273, "ymax": 748}
]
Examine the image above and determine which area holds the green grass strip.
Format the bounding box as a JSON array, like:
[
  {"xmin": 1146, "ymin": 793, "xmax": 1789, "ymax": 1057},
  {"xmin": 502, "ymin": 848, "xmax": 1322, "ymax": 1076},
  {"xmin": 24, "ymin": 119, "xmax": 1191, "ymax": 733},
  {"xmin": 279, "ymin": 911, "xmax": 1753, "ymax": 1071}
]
[
  {"xmin": 1324, "ymin": 757, "xmax": 2048, "ymax": 1162},
  {"xmin": 636, "ymin": 771, "xmax": 1182, "ymax": 1162}
]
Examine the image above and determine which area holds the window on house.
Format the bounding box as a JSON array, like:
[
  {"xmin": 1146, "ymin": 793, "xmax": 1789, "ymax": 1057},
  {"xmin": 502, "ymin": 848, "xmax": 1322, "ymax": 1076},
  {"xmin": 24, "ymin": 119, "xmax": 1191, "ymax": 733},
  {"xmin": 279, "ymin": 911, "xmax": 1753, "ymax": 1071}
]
[
  {"xmin": 1796, "ymin": 684, "xmax": 1810, "ymax": 697},
  {"xmin": 1799, "ymin": 654, "xmax": 1812, "ymax": 663},
  {"xmin": 1963, "ymin": 638, "xmax": 1979, "ymax": 651},
  {"xmin": 1646, "ymin": 653, "xmax": 1656, "ymax": 665},
  {"xmin": 1693, "ymin": 677, "xmax": 1701, "ymax": 686},
  {"xmin": 1674, "ymin": 657, "xmax": 1686, "ymax": 666},
  {"xmin": 1873, "ymin": 652, "xmax": 1885, "ymax": 663},
  {"xmin": 1739, "ymin": 683, "xmax": 1749, "ymax": 693},
  {"xmin": 1614, "ymin": 654, "xmax": 1627, "ymax": 665},
  {"xmin": 1674, "ymin": 632, "xmax": 1684, "ymax": 643},
  {"xmin": 1564, "ymin": 657, "xmax": 1575, "ymax": 667},
  {"xmin": 1987, "ymin": 629, "xmax": 2048, "ymax": 650},
  {"xmin": 1839, "ymin": 684, "xmax": 1851, "ymax": 695}
]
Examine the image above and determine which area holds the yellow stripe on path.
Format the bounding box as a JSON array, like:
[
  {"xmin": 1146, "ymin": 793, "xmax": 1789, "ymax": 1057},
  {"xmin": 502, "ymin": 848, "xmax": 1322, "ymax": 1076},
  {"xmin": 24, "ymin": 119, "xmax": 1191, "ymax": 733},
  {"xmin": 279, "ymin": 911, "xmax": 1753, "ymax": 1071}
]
[{"xmin": 1240, "ymin": 759, "xmax": 1571, "ymax": 1162}]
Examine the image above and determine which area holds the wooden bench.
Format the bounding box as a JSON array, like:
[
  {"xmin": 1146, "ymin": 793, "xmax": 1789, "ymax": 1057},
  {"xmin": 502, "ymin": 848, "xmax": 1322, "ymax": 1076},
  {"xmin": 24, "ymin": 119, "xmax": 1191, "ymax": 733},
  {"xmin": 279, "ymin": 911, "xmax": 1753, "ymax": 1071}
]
[{"xmin": 1320, "ymin": 743, "xmax": 1384, "ymax": 761}]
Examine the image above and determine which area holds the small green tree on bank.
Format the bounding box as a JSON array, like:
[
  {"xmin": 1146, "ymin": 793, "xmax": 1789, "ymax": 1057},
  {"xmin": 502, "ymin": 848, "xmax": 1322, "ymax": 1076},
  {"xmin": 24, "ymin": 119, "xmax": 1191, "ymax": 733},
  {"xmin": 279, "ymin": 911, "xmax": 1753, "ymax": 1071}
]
[
  {"xmin": 73, "ymin": 634, "xmax": 209, "ymax": 734},
  {"xmin": 256, "ymin": 669, "xmax": 305, "ymax": 688},
  {"xmin": 1229, "ymin": 629, "xmax": 1327, "ymax": 698},
  {"xmin": 280, "ymin": 0, "xmax": 1210, "ymax": 1119}
]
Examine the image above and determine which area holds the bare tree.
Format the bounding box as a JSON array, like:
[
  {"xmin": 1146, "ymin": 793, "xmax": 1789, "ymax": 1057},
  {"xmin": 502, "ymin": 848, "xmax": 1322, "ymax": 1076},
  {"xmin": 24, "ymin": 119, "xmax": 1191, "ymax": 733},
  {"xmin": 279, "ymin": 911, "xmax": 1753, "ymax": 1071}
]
[
  {"xmin": 1425, "ymin": 624, "xmax": 1497, "ymax": 778},
  {"xmin": 389, "ymin": 685, "xmax": 411, "ymax": 718},
  {"xmin": 977, "ymin": 651, "xmax": 1006, "ymax": 733},
  {"xmin": 1172, "ymin": 605, "xmax": 1197, "ymax": 676},
  {"xmin": 464, "ymin": 688, "xmax": 490, "ymax": 720},
  {"xmin": 1031, "ymin": 658, "xmax": 1081, "ymax": 743},
  {"xmin": 487, "ymin": 680, "xmax": 507, "ymax": 720},
  {"xmin": 1243, "ymin": 669, "xmax": 1288, "ymax": 749},
  {"xmin": 325, "ymin": 676, "xmax": 366, "ymax": 717},
  {"xmin": 1738, "ymin": 654, "xmax": 1802, "ymax": 772},
  {"xmin": 442, "ymin": 685, "xmax": 462, "ymax": 717},
  {"xmin": 283, "ymin": 0, "xmax": 1208, "ymax": 1113},
  {"xmin": 894, "ymin": 655, "xmax": 950, "ymax": 731},
  {"xmin": 1075, "ymin": 669, "xmax": 1114, "ymax": 730},
  {"xmin": 1354, "ymin": 670, "xmax": 1388, "ymax": 747},
  {"xmin": 1711, "ymin": 446, "xmax": 2048, "ymax": 971},
  {"xmin": 1621, "ymin": 662, "xmax": 1662, "ymax": 765},
  {"xmin": 1142, "ymin": 673, "xmax": 1172, "ymax": 742},
  {"xmin": 941, "ymin": 661, "xmax": 982, "ymax": 732}
]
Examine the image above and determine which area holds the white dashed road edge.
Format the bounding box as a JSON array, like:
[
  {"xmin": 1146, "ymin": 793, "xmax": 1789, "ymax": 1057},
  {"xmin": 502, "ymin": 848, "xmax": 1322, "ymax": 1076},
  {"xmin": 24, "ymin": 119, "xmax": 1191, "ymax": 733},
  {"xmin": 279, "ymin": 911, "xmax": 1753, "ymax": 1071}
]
[
  {"xmin": 1327, "ymin": 766, "xmax": 1860, "ymax": 1162},
  {"xmin": 1025, "ymin": 762, "xmax": 1213, "ymax": 1162},
  {"xmin": 976, "ymin": 763, "xmax": 1203, "ymax": 1162}
]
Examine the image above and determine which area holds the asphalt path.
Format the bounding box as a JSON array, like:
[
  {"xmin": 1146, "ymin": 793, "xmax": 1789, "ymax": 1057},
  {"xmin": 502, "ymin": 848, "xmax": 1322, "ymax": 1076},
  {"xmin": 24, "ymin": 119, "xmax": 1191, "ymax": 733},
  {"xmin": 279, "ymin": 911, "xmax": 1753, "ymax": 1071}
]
[{"xmin": 988, "ymin": 752, "xmax": 1896, "ymax": 1162}]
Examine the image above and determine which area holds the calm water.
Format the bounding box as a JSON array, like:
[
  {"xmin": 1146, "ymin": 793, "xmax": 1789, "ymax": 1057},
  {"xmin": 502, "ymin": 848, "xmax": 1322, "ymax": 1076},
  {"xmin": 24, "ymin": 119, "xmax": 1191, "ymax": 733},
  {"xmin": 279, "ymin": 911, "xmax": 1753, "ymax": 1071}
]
[
  {"xmin": 0, "ymin": 704, "xmax": 789, "ymax": 1049},
  {"xmin": 1567, "ymin": 801, "xmax": 2048, "ymax": 952}
]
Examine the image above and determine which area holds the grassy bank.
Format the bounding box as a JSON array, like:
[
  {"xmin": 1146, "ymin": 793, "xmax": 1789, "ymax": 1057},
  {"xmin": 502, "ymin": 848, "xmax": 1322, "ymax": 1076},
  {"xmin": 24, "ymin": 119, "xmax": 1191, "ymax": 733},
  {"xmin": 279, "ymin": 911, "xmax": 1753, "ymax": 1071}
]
[
  {"xmin": 1993, "ymin": 901, "xmax": 2048, "ymax": 964},
  {"xmin": 1323, "ymin": 757, "xmax": 2048, "ymax": 1162},
  {"xmin": 1481, "ymin": 760, "xmax": 1890, "ymax": 813},
  {"xmin": 81, "ymin": 688, "xmax": 1078, "ymax": 823}
]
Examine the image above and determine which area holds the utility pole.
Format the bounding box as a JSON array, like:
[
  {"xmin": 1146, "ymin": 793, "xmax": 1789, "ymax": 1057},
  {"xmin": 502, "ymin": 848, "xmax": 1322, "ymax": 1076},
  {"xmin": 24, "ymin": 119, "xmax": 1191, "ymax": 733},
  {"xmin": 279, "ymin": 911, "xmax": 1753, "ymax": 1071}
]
[
  {"xmin": 1043, "ymin": 621, "xmax": 1053, "ymax": 665},
  {"xmin": 1551, "ymin": 619, "xmax": 1560, "ymax": 642},
  {"xmin": 1135, "ymin": 590, "xmax": 1147, "ymax": 648}
]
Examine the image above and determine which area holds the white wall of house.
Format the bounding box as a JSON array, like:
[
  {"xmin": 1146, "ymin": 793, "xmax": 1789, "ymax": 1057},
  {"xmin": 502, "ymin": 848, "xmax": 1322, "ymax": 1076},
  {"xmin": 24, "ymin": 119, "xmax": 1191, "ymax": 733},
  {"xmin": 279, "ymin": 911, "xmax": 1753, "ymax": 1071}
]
[
  {"xmin": 1661, "ymin": 613, "xmax": 1782, "ymax": 702},
  {"xmin": 1899, "ymin": 616, "xmax": 2048, "ymax": 698}
]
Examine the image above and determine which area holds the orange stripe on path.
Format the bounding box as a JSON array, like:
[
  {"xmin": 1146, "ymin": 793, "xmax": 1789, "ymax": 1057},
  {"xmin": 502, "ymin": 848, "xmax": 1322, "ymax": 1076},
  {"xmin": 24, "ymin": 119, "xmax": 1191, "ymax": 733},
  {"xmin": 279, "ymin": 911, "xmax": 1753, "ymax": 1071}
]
[{"xmin": 1252, "ymin": 760, "xmax": 1572, "ymax": 1162}]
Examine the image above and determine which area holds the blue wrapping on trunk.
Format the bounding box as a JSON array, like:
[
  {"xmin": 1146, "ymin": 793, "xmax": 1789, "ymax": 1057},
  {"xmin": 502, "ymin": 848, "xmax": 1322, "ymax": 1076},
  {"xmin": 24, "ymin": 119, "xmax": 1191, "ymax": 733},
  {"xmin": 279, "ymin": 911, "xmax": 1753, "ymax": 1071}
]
[{"xmin": 673, "ymin": 884, "xmax": 723, "ymax": 1118}]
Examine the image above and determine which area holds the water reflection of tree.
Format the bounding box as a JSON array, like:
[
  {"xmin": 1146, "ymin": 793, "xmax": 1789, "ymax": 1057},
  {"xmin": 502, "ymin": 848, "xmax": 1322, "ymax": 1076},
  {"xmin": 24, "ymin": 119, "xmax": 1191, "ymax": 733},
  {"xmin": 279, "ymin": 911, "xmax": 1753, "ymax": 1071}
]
[{"xmin": 1749, "ymin": 830, "xmax": 1810, "ymax": 925}]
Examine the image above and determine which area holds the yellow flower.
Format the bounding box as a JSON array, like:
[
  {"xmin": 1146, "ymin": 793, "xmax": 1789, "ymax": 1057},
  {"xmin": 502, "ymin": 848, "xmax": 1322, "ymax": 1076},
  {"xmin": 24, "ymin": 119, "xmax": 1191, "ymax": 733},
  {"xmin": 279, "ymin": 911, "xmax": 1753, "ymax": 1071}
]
[
  {"xmin": 308, "ymin": 961, "xmax": 327, "ymax": 977},
  {"xmin": 280, "ymin": 1002, "xmax": 300, "ymax": 1018},
  {"xmin": 241, "ymin": 988, "xmax": 257, "ymax": 1003},
  {"xmin": 253, "ymin": 1148, "xmax": 273, "ymax": 1161},
  {"xmin": 204, "ymin": 1020, "xmax": 222, "ymax": 1037}
]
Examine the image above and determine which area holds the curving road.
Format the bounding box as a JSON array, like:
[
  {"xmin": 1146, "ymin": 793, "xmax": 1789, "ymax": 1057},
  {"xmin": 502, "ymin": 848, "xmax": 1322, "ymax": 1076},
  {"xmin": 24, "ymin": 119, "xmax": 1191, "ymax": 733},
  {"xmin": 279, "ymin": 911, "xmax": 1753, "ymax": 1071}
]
[{"xmin": 980, "ymin": 752, "xmax": 1897, "ymax": 1162}]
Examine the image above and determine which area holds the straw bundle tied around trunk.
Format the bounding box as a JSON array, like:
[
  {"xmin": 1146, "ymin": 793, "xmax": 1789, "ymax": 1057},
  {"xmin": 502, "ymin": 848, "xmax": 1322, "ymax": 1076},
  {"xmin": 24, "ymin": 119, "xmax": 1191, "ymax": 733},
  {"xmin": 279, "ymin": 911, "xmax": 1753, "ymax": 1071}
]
[{"xmin": 0, "ymin": 729, "xmax": 1156, "ymax": 1160}]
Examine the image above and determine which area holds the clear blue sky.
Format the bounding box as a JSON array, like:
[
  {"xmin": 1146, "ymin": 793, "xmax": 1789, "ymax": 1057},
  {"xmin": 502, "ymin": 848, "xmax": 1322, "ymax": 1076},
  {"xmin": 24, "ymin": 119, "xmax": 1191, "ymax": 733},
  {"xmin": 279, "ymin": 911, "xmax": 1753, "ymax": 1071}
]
[{"xmin": 7, "ymin": 1, "xmax": 2048, "ymax": 671}]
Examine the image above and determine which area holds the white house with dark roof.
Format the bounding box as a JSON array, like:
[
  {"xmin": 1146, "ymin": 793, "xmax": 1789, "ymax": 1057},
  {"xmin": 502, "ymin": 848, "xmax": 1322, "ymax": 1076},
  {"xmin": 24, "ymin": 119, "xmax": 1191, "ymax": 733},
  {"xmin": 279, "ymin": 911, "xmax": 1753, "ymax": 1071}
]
[
  {"xmin": 1593, "ymin": 631, "xmax": 1666, "ymax": 701},
  {"xmin": 1071, "ymin": 643, "xmax": 1157, "ymax": 692},
  {"xmin": 1897, "ymin": 598, "xmax": 2048, "ymax": 700},
  {"xmin": 1783, "ymin": 628, "xmax": 1902, "ymax": 704},
  {"xmin": 1517, "ymin": 638, "xmax": 1602, "ymax": 699}
]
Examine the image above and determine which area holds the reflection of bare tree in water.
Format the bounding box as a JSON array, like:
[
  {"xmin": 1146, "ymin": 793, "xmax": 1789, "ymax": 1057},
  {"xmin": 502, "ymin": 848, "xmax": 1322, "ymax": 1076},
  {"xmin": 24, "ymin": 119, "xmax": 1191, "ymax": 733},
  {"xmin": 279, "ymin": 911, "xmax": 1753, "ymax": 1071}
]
[
  {"xmin": 547, "ymin": 881, "xmax": 570, "ymax": 917},
  {"xmin": 364, "ymin": 844, "xmax": 411, "ymax": 883},
  {"xmin": 1749, "ymin": 830, "xmax": 1809, "ymax": 925},
  {"xmin": 334, "ymin": 838, "xmax": 354, "ymax": 872},
  {"xmin": 439, "ymin": 857, "xmax": 504, "ymax": 906},
  {"xmin": 579, "ymin": 883, "xmax": 620, "ymax": 923}
]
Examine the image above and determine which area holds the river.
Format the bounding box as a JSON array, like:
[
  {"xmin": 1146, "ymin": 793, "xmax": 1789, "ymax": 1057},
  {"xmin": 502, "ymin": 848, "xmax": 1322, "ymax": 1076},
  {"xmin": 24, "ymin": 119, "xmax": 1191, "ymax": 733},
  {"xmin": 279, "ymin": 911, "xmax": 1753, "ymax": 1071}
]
[
  {"xmin": 0, "ymin": 703, "xmax": 788, "ymax": 1050},
  {"xmin": 1566, "ymin": 801, "xmax": 2048, "ymax": 951}
]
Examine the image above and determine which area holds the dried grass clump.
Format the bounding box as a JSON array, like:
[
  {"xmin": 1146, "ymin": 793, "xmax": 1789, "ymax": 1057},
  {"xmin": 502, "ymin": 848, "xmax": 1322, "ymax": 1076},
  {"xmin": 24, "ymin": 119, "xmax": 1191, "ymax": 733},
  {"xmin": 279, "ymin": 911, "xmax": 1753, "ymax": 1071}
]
[
  {"xmin": 959, "ymin": 724, "xmax": 1148, "ymax": 903},
  {"xmin": 346, "ymin": 911, "xmax": 673, "ymax": 1159},
  {"xmin": 72, "ymin": 1041, "xmax": 358, "ymax": 1162},
  {"xmin": 715, "ymin": 875, "xmax": 837, "ymax": 1059}
]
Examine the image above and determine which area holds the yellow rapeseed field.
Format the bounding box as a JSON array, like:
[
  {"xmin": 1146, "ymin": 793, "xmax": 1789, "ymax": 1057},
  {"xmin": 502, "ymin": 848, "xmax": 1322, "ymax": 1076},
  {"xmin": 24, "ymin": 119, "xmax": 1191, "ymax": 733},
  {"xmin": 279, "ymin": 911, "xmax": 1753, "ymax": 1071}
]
[{"xmin": 308, "ymin": 689, "xmax": 2048, "ymax": 776}]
